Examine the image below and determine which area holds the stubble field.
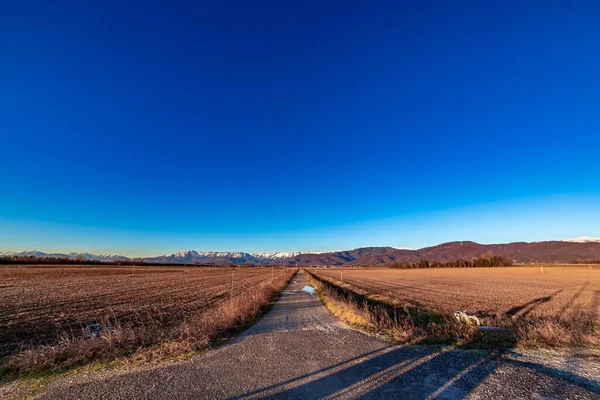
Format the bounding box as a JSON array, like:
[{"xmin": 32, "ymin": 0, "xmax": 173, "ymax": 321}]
[
  {"xmin": 309, "ymin": 265, "xmax": 600, "ymax": 347},
  {"xmin": 0, "ymin": 265, "xmax": 295, "ymax": 372}
]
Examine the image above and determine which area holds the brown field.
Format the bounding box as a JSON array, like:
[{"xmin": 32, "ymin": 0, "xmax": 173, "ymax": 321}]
[
  {"xmin": 308, "ymin": 265, "xmax": 600, "ymax": 347},
  {"xmin": 0, "ymin": 265, "xmax": 295, "ymax": 372}
]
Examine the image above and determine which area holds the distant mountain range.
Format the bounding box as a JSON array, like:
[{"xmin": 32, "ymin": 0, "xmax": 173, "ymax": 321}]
[
  {"xmin": 0, "ymin": 249, "xmax": 313, "ymax": 264},
  {"xmin": 2, "ymin": 237, "xmax": 600, "ymax": 265},
  {"xmin": 143, "ymin": 250, "xmax": 309, "ymax": 265},
  {"xmin": 0, "ymin": 251, "xmax": 129, "ymax": 262}
]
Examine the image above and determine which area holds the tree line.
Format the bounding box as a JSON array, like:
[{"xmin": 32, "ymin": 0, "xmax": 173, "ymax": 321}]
[
  {"xmin": 570, "ymin": 259, "xmax": 600, "ymax": 264},
  {"xmin": 0, "ymin": 255, "xmax": 253, "ymax": 268},
  {"xmin": 0, "ymin": 255, "xmax": 142, "ymax": 266},
  {"xmin": 384, "ymin": 255, "xmax": 512, "ymax": 269}
]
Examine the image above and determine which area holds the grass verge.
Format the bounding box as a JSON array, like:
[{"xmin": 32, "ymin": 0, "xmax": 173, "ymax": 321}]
[
  {"xmin": 304, "ymin": 269, "xmax": 486, "ymax": 346},
  {"xmin": 305, "ymin": 270, "xmax": 515, "ymax": 348},
  {"xmin": 305, "ymin": 270, "xmax": 599, "ymax": 348}
]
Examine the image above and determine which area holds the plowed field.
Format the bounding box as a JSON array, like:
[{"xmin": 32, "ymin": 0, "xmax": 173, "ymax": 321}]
[
  {"xmin": 0, "ymin": 265, "xmax": 288, "ymax": 357},
  {"xmin": 310, "ymin": 266, "xmax": 600, "ymax": 325}
]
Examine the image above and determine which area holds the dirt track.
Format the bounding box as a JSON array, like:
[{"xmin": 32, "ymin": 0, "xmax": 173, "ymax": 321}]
[{"xmin": 32, "ymin": 273, "xmax": 600, "ymax": 399}]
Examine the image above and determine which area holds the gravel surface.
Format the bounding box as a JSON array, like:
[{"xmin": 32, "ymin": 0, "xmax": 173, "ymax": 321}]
[{"xmin": 26, "ymin": 273, "xmax": 600, "ymax": 399}]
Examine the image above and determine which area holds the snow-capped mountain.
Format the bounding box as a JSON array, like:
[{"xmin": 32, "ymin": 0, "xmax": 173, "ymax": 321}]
[
  {"xmin": 145, "ymin": 250, "xmax": 254, "ymax": 265},
  {"xmin": 253, "ymin": 251, "xmax": 303, "ymax": 260},
  {"xmin": 0, "ymin": 250, "xmax": 49, "ymax": 258},
  {"xmin": 564, "ymin": 236, "xmax": 600, "ymax": 243},
  {"xmin": 172, "ymin": 250, "xmax": 250, "ymax": 258},
  {"xmin": 145, "ymin": 250, "xmax": 314, "ymax": 264},
  {"xmin": 0, "ymin": 250, "xmax": 128, "ymax": 261}
]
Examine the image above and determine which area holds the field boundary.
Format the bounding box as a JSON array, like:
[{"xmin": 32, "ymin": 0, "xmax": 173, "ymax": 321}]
[
  {"xmin": 305, "ymin": 268, "xmax": 600, "ymax": 349},
  {"xmin": 303, "ymin": 269, "xmax": 492, "ymax": 347}
]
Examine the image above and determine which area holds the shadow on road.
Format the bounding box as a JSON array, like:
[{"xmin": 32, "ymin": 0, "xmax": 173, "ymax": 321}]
[
  {"xmin": 234, "ymin": 344, "xmax": 599, "ymax": 399},
  {"xmin": 233, "ymin": 346, "xmax": 496, "ymax": 399}
]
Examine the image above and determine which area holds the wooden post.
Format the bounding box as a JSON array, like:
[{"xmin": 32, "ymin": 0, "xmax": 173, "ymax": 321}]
[
  {"xmin": 540, "ymin": 265, "xmax": 544, "ymax": 274},
  {"xmin": 231, "ymin": 269, "xmax": 235, "ymax": 299}
]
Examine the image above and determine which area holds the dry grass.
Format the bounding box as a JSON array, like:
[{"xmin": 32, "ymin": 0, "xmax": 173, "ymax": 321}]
[
  {"xmin": 307, "ymin": 266, "xmax": 600, "ymax": 348},
  {"xmin": 305, "ymin": 270, "xmax": 483, "ymax": 346},
  {"xmin": 1, "ymin": 266, "xmax": 296, "ymax": 374}
]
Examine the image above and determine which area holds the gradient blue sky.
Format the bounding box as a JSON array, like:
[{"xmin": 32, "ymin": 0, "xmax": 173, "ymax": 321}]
[{"xmin": 1, "ymin": 1, "xmax": 599, "ymax": 256}]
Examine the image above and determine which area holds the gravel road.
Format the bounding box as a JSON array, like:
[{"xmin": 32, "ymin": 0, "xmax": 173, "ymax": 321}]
[{"xmin": 34, "ymin": 272, "xmax": 600, "ymax": 399}]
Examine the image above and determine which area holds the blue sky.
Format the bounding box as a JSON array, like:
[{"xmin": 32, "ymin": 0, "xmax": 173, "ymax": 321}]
[{"xmin": 1, "ymin": 1, "xmax": 599, "ymax": 256}]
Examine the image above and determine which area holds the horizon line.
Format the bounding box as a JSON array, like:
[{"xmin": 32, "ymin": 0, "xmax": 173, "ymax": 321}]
[{"xmin": 2, "ymin": 236, "xmax": 599, "ymax": 258}]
